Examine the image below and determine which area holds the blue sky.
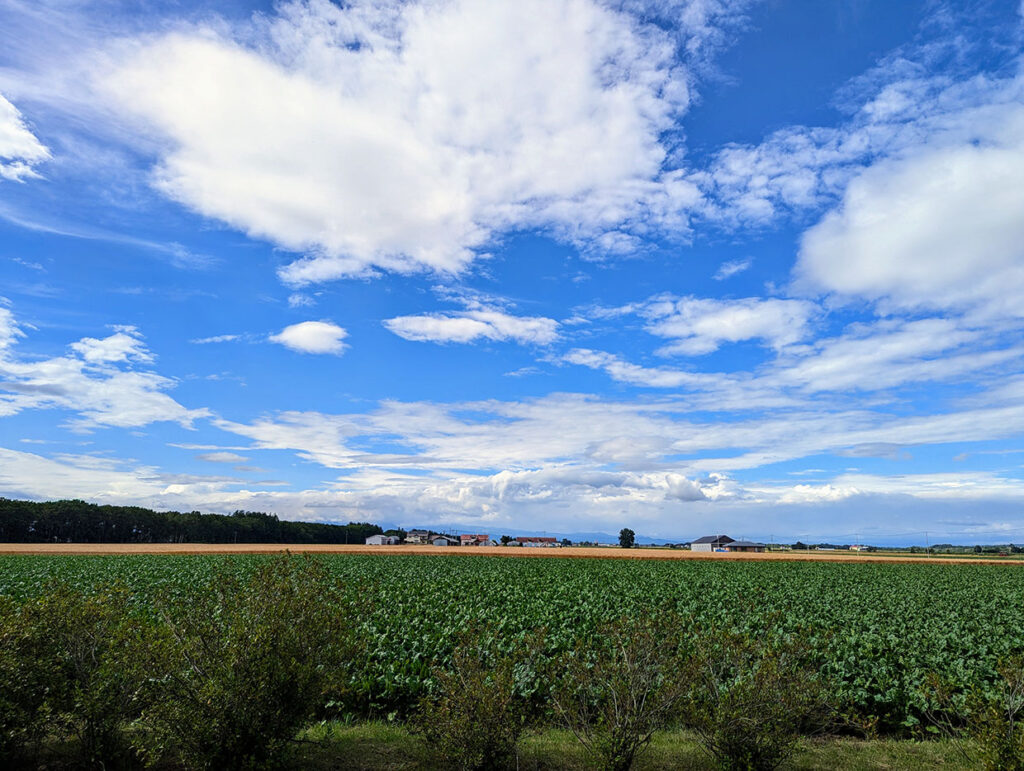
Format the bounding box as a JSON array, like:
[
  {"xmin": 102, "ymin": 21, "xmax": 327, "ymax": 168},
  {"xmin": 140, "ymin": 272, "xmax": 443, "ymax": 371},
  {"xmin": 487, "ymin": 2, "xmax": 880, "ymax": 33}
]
[{"xmin": 1, "ymin": 0, "xmax": 1023, "ymax": 544}]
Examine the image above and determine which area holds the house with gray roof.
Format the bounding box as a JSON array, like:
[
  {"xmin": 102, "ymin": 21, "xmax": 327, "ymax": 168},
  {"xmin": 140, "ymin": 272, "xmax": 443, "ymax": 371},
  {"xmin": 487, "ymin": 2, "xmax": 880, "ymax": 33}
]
[{"xmin": 690, "ymin": 535, "xmax": 734, "ymax": 552}]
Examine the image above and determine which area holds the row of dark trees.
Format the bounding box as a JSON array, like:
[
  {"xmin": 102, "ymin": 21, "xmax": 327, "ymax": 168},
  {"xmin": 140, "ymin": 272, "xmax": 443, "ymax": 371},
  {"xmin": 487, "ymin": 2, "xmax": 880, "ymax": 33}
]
[{"xmin": 0, "ymin": 498, "xmax": 381, "ymax": 544}]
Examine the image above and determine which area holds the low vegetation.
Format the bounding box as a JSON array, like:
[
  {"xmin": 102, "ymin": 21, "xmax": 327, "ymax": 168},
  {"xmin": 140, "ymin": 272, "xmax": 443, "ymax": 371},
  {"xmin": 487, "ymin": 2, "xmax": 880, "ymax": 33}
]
[{"xmin": 0, "ymin": 553, "xmax": 1021, "ymax": 768}]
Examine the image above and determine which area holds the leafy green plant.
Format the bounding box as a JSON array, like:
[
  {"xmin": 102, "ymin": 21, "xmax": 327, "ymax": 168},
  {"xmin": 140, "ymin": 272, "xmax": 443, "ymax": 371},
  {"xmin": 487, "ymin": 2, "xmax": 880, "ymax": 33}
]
[
  {"xmin": 550, "ymin": 615, "xmax": 689, "ymax": 771},
  {"xmin": 970, "ymin": 656, "xmax": 1024, "ymax": 770},
  {"xmin": 0, "ymin": 583, "xmax": 150, "ymax": 767},
  {"xmin": 137, "ymin": 554, "xmax": 354, "ymax": 770},
  {"xmin": 679, "ymin": 628, "xmax": 833, "ymax": 771},
  {"xmin": 33, "ymin": 583, "xmax": 150, "ymax": 766},
  {"xmin": 0, "ymin": 596, "xmax": 49, "ymax": 762},
  {"xmin": 415, "ymin": 628, "xmax": 540, "ymax": 770}
]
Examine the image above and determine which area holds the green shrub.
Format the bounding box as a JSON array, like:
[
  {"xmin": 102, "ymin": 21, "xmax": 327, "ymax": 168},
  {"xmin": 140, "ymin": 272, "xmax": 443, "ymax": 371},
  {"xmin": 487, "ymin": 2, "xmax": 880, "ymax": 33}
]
[
  {"xmin": 0, "ymin": 584, "xmax": 149, "ymax": 767},
  {"xmin": 0, "ymin": 596, "xmax": 48, "ymax": 762},
  {"xmin": 972, "ymin": 656, "xmax": 1024, "ymax": 771},
  {"xmin": 416, "ymin": 628, "xmax": 540, "ymax": 770},
  {"xmin": 137, "ymin": 554, "xmax": 354, "ymax": 770},
  {"xmin": 32, "ymin": 583, "xmax": 149, "ymax": 766},
  {"xmin": 550, "ymin": 615, "xmax": 689, "ymax": 771},
  {"xmin": 679, "ymin": 628, "xmax": 832, "ymax": 771}
]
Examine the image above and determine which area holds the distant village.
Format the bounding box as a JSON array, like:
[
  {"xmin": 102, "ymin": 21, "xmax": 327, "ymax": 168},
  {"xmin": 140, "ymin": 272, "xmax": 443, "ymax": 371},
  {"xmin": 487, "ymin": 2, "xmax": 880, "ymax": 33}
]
[{"xmin": 365, "ymin": 530, "xmax": 881, "ymax": 552}]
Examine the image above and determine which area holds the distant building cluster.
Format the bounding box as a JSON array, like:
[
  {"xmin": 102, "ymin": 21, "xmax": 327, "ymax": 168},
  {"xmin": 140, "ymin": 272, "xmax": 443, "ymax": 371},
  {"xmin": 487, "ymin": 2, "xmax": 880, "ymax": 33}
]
[{"xmin": 365, "ymin": 531, "xmax": 567, "ymax": 547}]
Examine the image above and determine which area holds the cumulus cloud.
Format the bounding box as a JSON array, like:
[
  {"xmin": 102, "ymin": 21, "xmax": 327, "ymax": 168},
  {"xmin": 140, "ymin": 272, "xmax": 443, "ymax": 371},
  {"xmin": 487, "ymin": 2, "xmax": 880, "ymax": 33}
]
[
  {"xmin": 268, "ymin": 321, "xmax": 348, "ymax": 355},
  {"xmin": 0, "ymin": 309, "xmax": 208, "ymax": 430},
  {"xmin": 384, "ymin": 309, "xmax": 558, "ymax": 345},
  {"xmin": 99, "ymin": 0, "xmax": 703, "ymax": 283},
  {"xmin": 69, "ymin": 326, "xmax": 153, "ymax": 364},
  {"xmin": 796, "ymin": 111, "xmax": 1024, "ymax": 316},
  {"xmin": 0, "ymin": 93, "xmax": 49, "ymax": 181}
]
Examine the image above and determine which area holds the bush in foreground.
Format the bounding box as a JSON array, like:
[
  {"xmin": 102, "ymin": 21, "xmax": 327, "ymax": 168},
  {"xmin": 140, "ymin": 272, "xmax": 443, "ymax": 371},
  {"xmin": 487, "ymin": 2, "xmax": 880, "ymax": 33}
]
[
  {"xmin": 970, "ymin": 656, "xmax": 1024, "ymax": 771},
  {"xmin": 1, "ymin": 584, "xmax": 150, "ymax": 768},
  {"xmin": 137, "ymin": 554, "xmax": 353, "ymax": 769},
  {"xmin": 679, "ymin": 628, "xmax": 833, "ymax": 771},
  {"xmin": 551, "ymin": 615, "xmax": 689, "ymax": 771},
  {"xmin": 416, "ymin": 629, "xmax": 541, "ymax": 770}
]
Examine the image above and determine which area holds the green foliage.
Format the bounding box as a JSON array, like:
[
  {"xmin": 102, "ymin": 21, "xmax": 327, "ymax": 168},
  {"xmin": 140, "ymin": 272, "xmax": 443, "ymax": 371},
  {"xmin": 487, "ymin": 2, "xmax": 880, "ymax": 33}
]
[
  {"xmin": 971, "ymin": 656, "xmax": 1024, "ymax": 771},
  {"xmin": 0, "ymin": 596, "xmax": 49, "ymax": 761},
  {"xmin": 29, "ymin": 583, "xmax": 150, "ymax": 766},
  {"xmin": 0, "ymin": 496, "xmax": 380, "ymax": 544},
  {"xmin": 415, "ymin": 629, "xmax": 540, "ymax": 770},
  {"xmin": 551, "ymin": 615, "xmax": 689, "ymax": 771},
  {"xmin": 136, "ymin": 555, "xmax": 355, "ymax": 770},
  {"xmin": 0, "ymin": 583, "xmax": 150, "ymax": 767},
  {"xmin": 618, "ymin": 529, "xmax": 635, "ymax": 549},
  {"xmin": 679, "ymin": 628, "xmax": 833, "ymax": 771},
  {"xmin": 3, "ymin": 554, "xmax": 1024, "ymax": 735}
]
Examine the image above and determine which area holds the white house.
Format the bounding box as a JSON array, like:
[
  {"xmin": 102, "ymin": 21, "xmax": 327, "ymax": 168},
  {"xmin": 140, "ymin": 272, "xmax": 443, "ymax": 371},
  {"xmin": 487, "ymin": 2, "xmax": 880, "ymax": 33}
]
[
  {"xmin": 405, "ymin": 529, "xmax": 431, "ymax": 544},
  {"xmin": 365, "ymin": 534, "xmax": 399, "ymax": 545}
]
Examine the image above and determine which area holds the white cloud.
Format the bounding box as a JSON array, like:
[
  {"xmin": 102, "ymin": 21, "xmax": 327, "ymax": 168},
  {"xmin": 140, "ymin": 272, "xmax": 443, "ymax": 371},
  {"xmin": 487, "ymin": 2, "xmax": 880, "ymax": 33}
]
[
  {"xmin": 0, "ymin": 310, "xmax": 208, "ymax": 430},
  {"xmin": 638, "ymin": 295, "xmax": 817, "ymax": 355},
  {"xmin": 384, "ymin": 309, "xmax": 558, "ymax": 345},
  {"xmin": 69, "ymin": 326, "xmax": 153, "ymax": 364},
  {"xmin": 772, "ymin": 318, "xmax": 1023, "ymax": 392},
  {"xmin": 98, "ymin": 0, "xmax": 703, "ymax": 283},
  {"xmin": 190, "ymin": 334, "xmax": 241, "ymax": 345},
  {"xmin": 287, "ymin": 293, "xmax": 315, "ymax": 308},
  {"xmin": 713, "ymin": 258, "xmax": 751, "ymax": 280},
  {"xmin": 197, "ymin": 451, "xmax": 248, "ymax": 463},
  {"xmin": 0, "ymin": 307, "xmax": 25, "ymax": 350},
  {"xmin": 0, "ymin": 93, "xmax": 49, "ymax": 181},
  {"xmin": 268, "ymin": 321, "xmax": 348, "ymax": 355},
  {"xmin": 796, "ymin": 109, "xmax": 1024, "ymax": 316}
]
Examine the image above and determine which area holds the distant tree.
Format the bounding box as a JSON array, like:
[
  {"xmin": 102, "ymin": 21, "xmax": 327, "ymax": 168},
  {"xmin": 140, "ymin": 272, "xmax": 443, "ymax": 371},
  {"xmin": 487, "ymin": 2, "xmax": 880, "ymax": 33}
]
[
  {"xmin": 561, "ymin": 538, "xmax": 572, "ymax": 548},
  {"xmin": 500, "ymin": 535, "xmax": 512, "ymax": 546},
  {"xmin": 793, "ymin": 541, "xmax": 808, "ymax": 550},
  {"xmin": 619, "ymin": 528, "xmax": 635, "ymax": 549},
  {"xmin": 974, "ymin": 545, "xmax": 984, "ymax": 554}
]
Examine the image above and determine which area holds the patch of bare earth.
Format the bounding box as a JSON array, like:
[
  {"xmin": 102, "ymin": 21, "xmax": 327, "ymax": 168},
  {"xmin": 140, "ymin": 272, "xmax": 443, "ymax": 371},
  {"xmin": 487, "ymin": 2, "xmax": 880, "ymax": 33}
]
[{"xmin": 0, "ymin": 543, "xmax": 1019, "ymax": 565}]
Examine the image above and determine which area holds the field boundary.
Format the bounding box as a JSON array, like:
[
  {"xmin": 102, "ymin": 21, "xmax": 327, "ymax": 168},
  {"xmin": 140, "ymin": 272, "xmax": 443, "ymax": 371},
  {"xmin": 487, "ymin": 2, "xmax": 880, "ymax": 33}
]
[{"xmin": 0, "ymin": 542, "xmax": 1021, "ymax": 564}]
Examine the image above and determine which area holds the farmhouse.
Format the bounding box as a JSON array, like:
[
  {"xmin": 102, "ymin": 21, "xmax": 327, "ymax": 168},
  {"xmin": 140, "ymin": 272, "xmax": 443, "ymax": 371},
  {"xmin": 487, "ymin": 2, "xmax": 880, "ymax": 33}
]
[
  {"xmin": 405, "ymin": 529, "xmax": 431, "ymax": 544},
  {"xmin": 460, "ymin": 534, "xmax": 493, "ymax": 546},
  {"xmin": 514, "ymin": 537, "xmax": 558, "ymax": 547},
  {"xmin": 365, "ymin": 534, "xmax": 399, "ymax": 546},
  {"xmin": 724, "ymin": 540, "xmax": 765, "ymax": 553},
  {"xmin": 690, "ymin": 535, "xmax": 734, "ymax": 552},
  {"xmin": 431, "ymin": 535, "xmax": 459, "ymax": 546}
]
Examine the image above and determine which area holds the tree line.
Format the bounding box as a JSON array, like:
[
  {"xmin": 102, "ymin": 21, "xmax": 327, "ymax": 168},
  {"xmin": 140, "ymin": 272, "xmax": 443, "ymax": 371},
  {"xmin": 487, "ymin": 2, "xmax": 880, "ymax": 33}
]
[{"xmin": 0, "ymin": 498, "xmax": 381, "ymax": 544}]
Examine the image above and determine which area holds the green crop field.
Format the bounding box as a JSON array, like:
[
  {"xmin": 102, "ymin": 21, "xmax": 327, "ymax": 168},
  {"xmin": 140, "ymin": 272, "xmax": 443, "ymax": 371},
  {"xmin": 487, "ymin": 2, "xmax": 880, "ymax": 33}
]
[{"xmin": 2, "ymin": 553, "xmax": 1021, "ymax": 736}]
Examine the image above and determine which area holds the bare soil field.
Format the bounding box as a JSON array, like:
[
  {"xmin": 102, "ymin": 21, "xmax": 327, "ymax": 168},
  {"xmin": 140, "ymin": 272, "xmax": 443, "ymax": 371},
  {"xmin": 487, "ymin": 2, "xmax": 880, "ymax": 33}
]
[{"xmin": 0, "ymin": 542, "xmax": 1020, "ymax": 564}]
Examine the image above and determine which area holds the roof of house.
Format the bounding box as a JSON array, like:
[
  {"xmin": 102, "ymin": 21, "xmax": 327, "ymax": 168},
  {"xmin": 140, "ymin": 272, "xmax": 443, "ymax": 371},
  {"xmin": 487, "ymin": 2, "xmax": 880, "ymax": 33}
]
[
  {"xmin": 692, "ymin": 535, "xmax": 734, "ymax": 544},
  {"xmin": 515, "ymin": 536, "xmax": 557, "ymax": 542},
  {"xmin": 727, "ymin": 540, "xmax": 765, "ymax": 548}
]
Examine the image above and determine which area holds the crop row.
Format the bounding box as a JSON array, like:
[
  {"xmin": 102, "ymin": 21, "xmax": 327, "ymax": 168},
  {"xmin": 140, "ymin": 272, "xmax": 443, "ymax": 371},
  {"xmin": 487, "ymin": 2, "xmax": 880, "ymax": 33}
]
[{"xmin": 1, "ymin": 554, "xmax": 1022, "ymax": 734}]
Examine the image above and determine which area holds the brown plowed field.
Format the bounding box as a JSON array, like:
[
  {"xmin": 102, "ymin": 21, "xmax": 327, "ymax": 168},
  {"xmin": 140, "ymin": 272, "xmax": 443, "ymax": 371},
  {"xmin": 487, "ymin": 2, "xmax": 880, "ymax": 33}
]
[{"xmin": 0, "ymin": 543, "xmax": 1020, "ymax": 565}]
